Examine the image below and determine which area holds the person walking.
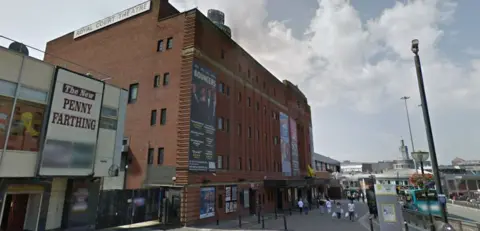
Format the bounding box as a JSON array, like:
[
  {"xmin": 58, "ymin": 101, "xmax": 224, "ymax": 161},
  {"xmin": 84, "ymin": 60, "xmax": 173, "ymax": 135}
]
[
  {"xmin": 347, "ymin": 200, "xmax": 356, "ymax": 221},
  {"xmin": 319, "ymin": 198, "xmax": 325, "ymax": 214},
  {"xmin": 303, "ymin": 198, "xmax": 309, "ymax": 215},
  {"xmin": 335, "ymin": 201, "xmax": 343, "ymax": 219},
  {"xmin": 297, "ymin": 198, "xmax": 304, "ymax": 215},
  {"xmin": 326, "ymin": 199, "xmax": 332, "ymax": 214}
]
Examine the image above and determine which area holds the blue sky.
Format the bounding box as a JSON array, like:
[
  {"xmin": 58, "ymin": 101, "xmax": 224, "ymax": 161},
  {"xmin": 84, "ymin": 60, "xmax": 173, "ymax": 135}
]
[{"xmin": 1, "ymin": 0, "xmax": 478, "ymax": 164}]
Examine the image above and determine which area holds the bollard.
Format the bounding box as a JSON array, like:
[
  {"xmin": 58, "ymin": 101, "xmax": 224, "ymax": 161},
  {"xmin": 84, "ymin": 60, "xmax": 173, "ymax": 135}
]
[
  {"xmin": 216, "ymin": 218, "xmax": 219, "ymax": 226},
  {"xmin": 289, "ymin": 207, "xmax": 292, "ymax": 216},
  {"xmin": 283, "ymin": 214, "xmax": 288, "ymax": 231},
  {"xmin": 262, "ymin": 215, "xmax": 265, "ymax": 229},
  {"xmin": 239, "ymin": 215, "xmax": 242, "ymax": 228},
  {"xmin": 404, "ymin": 221, "xmax": 409, "ymax": 231},
  {"xmin": 258, "ymin": 210, "xmax": 261, "ymax": 224},
  {"xmin": 275, "ymin": 207, "xmax": 278, "ymax": 220},
  {"xmin": 369, "ymin": 217, "xmax": 374, "ymax": 231}
]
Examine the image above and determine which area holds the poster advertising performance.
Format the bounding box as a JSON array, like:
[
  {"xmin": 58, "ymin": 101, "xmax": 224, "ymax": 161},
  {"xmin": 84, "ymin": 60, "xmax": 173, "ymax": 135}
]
[
  {"xmin": 279, "ymin": 112, "xmax": 292, "ymax": 176},
  {"xmin": 188, "ymin": 61, "xmax": 217, "ymax": 172}
]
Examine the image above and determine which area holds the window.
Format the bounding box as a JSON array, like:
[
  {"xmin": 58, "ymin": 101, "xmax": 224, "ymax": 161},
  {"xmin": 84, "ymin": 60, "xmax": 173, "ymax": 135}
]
[
  {"xmin": 150, "ymin": 110, "xmax": 157, "ymax": 125},
  {"xmin": 100, "ymin": 107, "xmax": 118, "ymax": 130},
  {"xmin": 158, "ymin": 148, "xmax": 164, "ymax": 165},
  {"xmin": 238, "ymin": 157, "xmax": 242, "ymax": 170},
  {"xmin": 221, "ymin": 49, "xmax": 225, "ymax": 59},
  {"xmin": 217, "ymin": 117, "xmax": 224, "ymax": 130},
  {"xmin": 148, "ymin": 148, "xmax": 154, "ymax": 165},
  {"xmin": 273, "ymin": 136, "xmax": 278, "ymax": 145},
  {"xmin": 256, "ymin": 102, "xmax": 259, "ymax": 111},
  {"xmin": 154, "ymin": 75, "xmax": 160, "ymax": 87},
  {"xmin": 217, "ymin": 155, "xmax": 223, "ymax": 169},
  {"xmin": 237, "ymin": 92, "xmax": 242, "ymax": 102},
  {"xmin": 163, "ymin": 73, "xmax": 170, "ymax": 86},
  {"xmin": 160, "ymin": 108, "xmax": 167, "ymax": 125},
  {"xmin": 248, "ymin": 158, "xmax": 252, "ymax": 171},
  {"xmin": 237, "ymin": 123, "xmax": 241, "ymax": 136},
  {"xmin": 166, "ymin": 37, "xmax": 173, "ymax": 49},
  {"xmin": 226, "ymin": 119, "xmax": 230, "ymax": 132},
  {"xmin": 248, "ymin": 126, "xmax": 252, "ymax": 138},
  {"xmin": 128, "ymin": 83, "xmax": 139, "ymax": 103},
  {"xmin": 218, "ymin": 82, "xmax": 225, "ymax": 93},
  {"xmin": 247, "ymin": 97, "xmax": 251, "ymax": 107},
  {"xmin": 248, "ymin": 70, "xmax": 251, "ymax": 78},
  {"xmin": 1, "ymin": 96, "xmax": 45, "ymax": 151},
  {"xmin": 157, "ymin": 40, "xmax": 164, "ymax": 52}
]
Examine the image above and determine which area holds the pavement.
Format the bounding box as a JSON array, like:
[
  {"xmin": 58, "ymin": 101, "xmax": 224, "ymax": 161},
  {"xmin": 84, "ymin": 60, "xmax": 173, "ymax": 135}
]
[
  {"xmin": 170, "ymin": 200, "xmax": 371, "ymax": 231},
  {"xmin": 447, "ymin": 203, "xmax": 480, "ymax": 223}
]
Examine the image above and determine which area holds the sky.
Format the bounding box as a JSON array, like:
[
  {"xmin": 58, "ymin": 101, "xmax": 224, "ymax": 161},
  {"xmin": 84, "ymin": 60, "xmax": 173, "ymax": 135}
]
[{"xmin": 1, "ymin": 0, "xmax": 479, "ymax": 164}]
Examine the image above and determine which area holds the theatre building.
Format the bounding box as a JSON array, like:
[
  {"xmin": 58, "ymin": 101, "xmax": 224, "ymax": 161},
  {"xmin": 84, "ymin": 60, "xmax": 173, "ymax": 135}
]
[
  {"xmin": 0, "ymin": 43, "xmax": 127, "ymax": 230},
  {"xmin": 44, "ymin": 0, "xmax": 332, "ymax": 225}
]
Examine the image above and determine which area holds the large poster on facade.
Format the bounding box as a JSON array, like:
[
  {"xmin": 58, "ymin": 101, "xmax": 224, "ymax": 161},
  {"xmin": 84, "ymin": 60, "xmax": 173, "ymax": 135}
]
[
  {"xmin": 39, "ymin": 68, "xmax": 104, "ymax": 176},
  {"xmin": 290, "ymin": 118, "xmax": 300, "ymax": 176},
  {"xmin": 189, "ymin": 61, "xmax": 217, "ymax": 172},
  {"xmin": 279, "ymin": 112, "xmax": 291, "ymax": 176},
  {"xmin": 200, "ymin": 187, "xmax": 215, "ymax": 219},
  {"xmin": 309, "ymin": 125, "xmax": 314, "ymax": 167}
]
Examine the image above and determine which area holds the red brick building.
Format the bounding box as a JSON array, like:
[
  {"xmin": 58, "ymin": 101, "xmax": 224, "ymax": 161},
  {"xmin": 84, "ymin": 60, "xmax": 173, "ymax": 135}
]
[{"xmin": 44, "ymin": 0, "xmax": 324, "ymax": 224}]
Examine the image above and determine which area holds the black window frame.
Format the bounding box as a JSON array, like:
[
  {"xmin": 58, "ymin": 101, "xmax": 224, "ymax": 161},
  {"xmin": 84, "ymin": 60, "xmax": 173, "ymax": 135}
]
[
  {"xmin": 160, "ymin": 108, "xmax": 167, "ymax": 125},
  {"xmin": 157, "ymin": 147, "xmax": 164, "ymax": 165},
  {"xmin": 150, "ymin": 109, "xmax": 157, "ymax": 126},
  {"xmin": 163, "ymin": 72, "xmax": 170, "ymax": 86},
  {"xmin": 157, "ymin": 39, "xmax": 164, "ymax": 52},
  {"xmin": 147, "ymin": 148, "xmax": 154, "ymax": 165},
  {"xmin": 166, "ymin": 37, "xmax": 173, "ymax": 49},
  {"xmin": 128, "ymin": 83, "xmax": 139, "ymax": 103}
]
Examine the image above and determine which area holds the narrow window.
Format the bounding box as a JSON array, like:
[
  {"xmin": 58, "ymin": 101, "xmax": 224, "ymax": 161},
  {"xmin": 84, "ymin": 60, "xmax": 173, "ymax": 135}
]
[
  {"xmin": 150, "ymin": 110, "xmax": 157, "ymax": 125},
  {"xmin": 147, "ymin": 148, "xmax": 154, "ymax": 165},
  {"xmin": 163, "ymin": 72, "xmax": 170, "ymax": 86},
  {"xmin": 157, "ymin": 148, "xmax": 164, "ymax": 165},
  {"xmin": 166, "ymin": 37, "xmax": 173, "ymax": 49},
  {"xmin": 157, "ymin": 40, "xmax": 164, "ymax": 52},
  {"xmin": 217, "ymin": 155, "xmax": 223, "ymax": 169},
  {"xmin": 160, "ymin": 108, "xmax": 167, "ymax": 125},
  {"xmin": 218, "ymin": 117, "xmax": 224, "ymax": 130},
  {"xmin": 154, "ymin": 75, "xmax": 160, "ymax": 87},
  {"xmin": 128, "ymin": 83, "xmax": 138, "ymax": 103}
]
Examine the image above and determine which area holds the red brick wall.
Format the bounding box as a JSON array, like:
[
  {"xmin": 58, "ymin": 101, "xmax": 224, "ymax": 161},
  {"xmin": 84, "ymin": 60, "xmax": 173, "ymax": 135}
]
[{"xmin": 44, "ymin": 0, "xmax": 186, "ymax": 189}]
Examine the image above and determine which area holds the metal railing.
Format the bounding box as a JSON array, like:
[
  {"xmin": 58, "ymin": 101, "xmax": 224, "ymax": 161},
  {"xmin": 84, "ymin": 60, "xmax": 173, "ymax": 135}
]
[
  {"xmin": 448, "ymin": 199, "xmax": 480, "ymax": 210},
  {"xmin": 402, "ymin": 209, "xmax": 480, "ymax": 231}
]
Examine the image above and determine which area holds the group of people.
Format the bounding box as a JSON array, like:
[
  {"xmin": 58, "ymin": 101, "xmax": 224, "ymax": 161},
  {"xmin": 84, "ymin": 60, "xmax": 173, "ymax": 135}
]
[{"xmin": 297, "ymin": 197, "xmax": 358, "ymax": 221}]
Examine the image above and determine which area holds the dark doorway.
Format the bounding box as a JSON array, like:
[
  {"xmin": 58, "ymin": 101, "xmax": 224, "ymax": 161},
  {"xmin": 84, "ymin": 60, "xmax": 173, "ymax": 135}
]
[
  {"xmin": 248, "ymin": 189, "xmax": 256, "ymax": 215},
  {"xmin": 1, "ymin": 194, "xmax": 29, "ymax": 231},
  {"xmin": 276, "ymin": 189, "xmax": 283, "ymax": 210}
]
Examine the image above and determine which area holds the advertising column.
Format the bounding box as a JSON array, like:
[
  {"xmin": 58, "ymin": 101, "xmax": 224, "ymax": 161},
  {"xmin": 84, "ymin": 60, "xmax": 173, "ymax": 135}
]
[
  {"xmin": 289, "ymin": 118, "xmax": 300, "ymax": 176},
  {"xmin": 39, "ymin": 68, "xmax": 104, "ymax": 176},
  {"xmin": 279, "ymin": 112, "xmax": 291, "ymax": 176},
  {"xmin": 188, "ymin": 61, "xmax": 217, "ymax": 172}
]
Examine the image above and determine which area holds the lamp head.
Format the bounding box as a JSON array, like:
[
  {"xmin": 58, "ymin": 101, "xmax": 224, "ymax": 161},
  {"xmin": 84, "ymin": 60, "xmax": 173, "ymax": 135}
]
[
  {"xmin": 411, "ymin": 151, "xmax": 429, "ymax": 162},
  {"xmin": 411, "ymin": 39, "xmax": 419, "ymax": 54}
]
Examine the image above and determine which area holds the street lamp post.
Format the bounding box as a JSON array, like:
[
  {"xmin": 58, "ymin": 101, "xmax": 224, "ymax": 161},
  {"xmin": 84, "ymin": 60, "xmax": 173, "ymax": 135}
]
[
  {"xmin": 400, "ymin": 96, "xmax": 416, "ymax": 155},
  {"xmin": 411, "ymin": 39, "xmax": 448, "ymax": 223}
]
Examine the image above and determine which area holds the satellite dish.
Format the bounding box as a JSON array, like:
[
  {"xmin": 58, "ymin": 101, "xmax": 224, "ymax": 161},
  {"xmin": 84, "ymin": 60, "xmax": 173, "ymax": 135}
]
[{"xmin": 8, "ymin": 42, "xmax": 29, "ymax": 56}]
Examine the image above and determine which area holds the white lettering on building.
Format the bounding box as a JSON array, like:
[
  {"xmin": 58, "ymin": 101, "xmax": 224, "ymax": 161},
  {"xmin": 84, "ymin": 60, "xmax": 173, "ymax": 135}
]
[{"xmin": 73, "ymin": 1, "xmax": 151, "ymax": 39}]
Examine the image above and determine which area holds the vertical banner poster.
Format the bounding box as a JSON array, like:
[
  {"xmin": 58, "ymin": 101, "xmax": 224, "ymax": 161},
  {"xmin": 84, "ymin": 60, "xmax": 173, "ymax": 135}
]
[
  {"xmin": 39, "ymin": 68, "xmax": 104, "ymax": 176},
  {"xmin": 279, "ymin": 112, "xmax": 291, "ymax": 176},
  {"xmin": 309, "ymin": 125, "xmax": 314, "ymax": 167},
  {"xmin": 289, "ymin": 118, "xmax": 300, "ymax": 176},
  {"xmin": 189, "ymin": 61, "xmax": 217, "ymax": 172},
  {"xmin": 225, "ymin": 185, "xmax": 238, "ymax": 213},
  {"xmin": 200, "ymin": 187, "xmax": 215, "ymax": 219}
]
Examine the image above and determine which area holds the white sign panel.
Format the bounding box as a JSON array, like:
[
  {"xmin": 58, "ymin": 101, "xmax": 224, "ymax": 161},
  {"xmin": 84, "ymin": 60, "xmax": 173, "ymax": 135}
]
[
  {"xmin": 39, "ymin": 68, "xmax": 104, "ymax": 176},
  {"xmin": 73, "ymin": 1, "xmax": 151, "ymax": 39}
]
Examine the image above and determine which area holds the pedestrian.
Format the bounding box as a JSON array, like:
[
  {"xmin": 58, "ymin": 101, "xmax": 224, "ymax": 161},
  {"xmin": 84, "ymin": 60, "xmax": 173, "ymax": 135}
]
[
  {"xmin": 298, "ymin": 198, "xmax": 304, "ymax": 215},
  {"xmin": 326, "ymin": 199, "xmax": 332, "ymax": 214},
  {"xmin": 303, "ymin": 198, "xmax": 309, "ymax": 215},
  {"xmin": 319, "ymin": 198, "xmax": 325, "ymax": 214},
  {"xmin": 335, "ymin": 201, "xmax": 343, "ymax": 219},
  {"xmin": 347, "ymin": 200, "xmax": 356, "ymax": 221}
]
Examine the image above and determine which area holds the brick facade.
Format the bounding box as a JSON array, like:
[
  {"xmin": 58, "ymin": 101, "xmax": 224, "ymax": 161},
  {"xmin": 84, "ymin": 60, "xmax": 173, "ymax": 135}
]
[{"xmin": 44, "ymin": 0, "xmax": 314, "ymax": 225}]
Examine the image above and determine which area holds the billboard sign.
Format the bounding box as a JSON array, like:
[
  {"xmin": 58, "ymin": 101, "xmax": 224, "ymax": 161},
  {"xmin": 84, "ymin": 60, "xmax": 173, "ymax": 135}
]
[
  {"xmin": 290, "ymin": 118, "xmax": 300, "ymax": 176},
  {"xmin": 39, "ymin": 68, "xmax": 104, "ymax": 176},
  {"xmin": 74, "ymin": 1, "xmax": 151, "ymax": 39},
  {"xmin": 279, "ymin": 112, "xmax": 291, "ymax": 176},
  {"xmin": 188, "ymin": 61, "xmax": 217, "ymax": 172}
]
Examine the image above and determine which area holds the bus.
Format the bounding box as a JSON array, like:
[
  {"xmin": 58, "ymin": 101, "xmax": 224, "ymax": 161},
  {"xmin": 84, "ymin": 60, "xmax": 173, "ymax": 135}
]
[{"xmin": 403, "ymin": 189, "xmax": 441, "ymax": 216}]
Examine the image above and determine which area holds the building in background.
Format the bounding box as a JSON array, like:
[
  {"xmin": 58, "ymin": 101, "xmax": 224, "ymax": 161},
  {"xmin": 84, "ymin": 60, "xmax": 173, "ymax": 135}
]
[
  {"xmin": 0, "ymin": 44, "xmax": 126, "ymax": 230},
  {"xmin": 312, "ymin": 153, "xmax": 342, "ymax": 199},
  {"xmin": 341, "ymin": 161, "xmax": 373, "ymax": 173},
  {"xmin": 44, "ymin": 0, "xmax": 316, "ymax": 225}
]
